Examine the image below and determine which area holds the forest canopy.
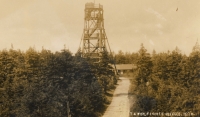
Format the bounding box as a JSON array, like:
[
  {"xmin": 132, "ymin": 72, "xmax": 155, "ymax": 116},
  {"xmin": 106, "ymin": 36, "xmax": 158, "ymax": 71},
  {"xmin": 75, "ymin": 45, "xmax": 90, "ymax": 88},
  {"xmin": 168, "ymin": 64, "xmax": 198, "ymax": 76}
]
[
  {"xmin": 0, "ymin": 47, "xmax": 117, "ymax": 117},
  {"xmin": 0, "ymin": 41, "xmax": 199, "ymax": 116},
  {"xmin": 129, "ymin": 42, "xmax": 200, "ymax": 115}
]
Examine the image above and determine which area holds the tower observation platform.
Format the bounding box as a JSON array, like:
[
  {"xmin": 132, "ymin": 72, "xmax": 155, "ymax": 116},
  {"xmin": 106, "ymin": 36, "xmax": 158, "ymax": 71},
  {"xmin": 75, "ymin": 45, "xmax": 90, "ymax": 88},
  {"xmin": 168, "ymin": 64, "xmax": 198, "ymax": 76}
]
[{"xmin": 85, "ymin": 2, "xmax": 103, "ymax": 9}]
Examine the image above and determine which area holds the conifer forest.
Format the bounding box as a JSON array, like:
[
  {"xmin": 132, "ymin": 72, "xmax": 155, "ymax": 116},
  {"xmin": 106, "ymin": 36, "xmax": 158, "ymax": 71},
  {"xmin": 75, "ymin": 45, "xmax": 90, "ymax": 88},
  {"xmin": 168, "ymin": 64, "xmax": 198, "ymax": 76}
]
[
  {"xmin": 0, "ymin": 43, "xmax": 200, "ymax": 117},
  {"xmin": 128, "ymin": 44, "xmax": 200, "ymax": 116},
  {"xmin": 0, "ymin": 47, "xmax": 117, "ymax": 117}
]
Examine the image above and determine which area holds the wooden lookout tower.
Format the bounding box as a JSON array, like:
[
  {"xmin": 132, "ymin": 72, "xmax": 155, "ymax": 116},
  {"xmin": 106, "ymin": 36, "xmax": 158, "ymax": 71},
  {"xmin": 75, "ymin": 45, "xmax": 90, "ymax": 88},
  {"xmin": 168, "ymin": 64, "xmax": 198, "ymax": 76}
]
[{"xmin": 79, "ymin": 2, "xmax": 111, "ymax": 62}]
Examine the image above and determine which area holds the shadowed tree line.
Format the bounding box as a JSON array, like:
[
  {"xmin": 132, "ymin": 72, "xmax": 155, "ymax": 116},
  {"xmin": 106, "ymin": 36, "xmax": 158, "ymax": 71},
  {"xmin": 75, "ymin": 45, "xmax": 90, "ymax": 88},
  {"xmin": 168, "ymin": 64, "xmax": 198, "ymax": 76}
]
[
  {"xmin": 129, "ymin": 43, "xmax": 200, "ymax": 116},
  {"xmin": 0, "ymin": 47, "xmax": 117, "ymax": 117},
  {"xmin": 114, "ymin": 50, "xmax": 138, "ymax": 64}
]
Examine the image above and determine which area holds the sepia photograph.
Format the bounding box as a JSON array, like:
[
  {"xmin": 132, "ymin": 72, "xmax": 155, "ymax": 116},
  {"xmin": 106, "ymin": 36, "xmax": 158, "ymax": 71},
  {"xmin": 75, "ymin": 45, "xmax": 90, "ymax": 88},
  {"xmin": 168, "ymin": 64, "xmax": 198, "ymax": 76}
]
[{"xmin": 0, "ymin": 0, "xmax": 200, "ymax": 117}]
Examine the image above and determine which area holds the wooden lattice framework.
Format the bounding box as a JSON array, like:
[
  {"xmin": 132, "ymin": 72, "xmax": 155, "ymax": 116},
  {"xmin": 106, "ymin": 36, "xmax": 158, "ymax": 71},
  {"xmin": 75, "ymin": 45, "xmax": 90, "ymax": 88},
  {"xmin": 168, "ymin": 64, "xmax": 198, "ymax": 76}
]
[{"xmin": 79, "ymin": 3, "xmax": 112, "ymax": 62}]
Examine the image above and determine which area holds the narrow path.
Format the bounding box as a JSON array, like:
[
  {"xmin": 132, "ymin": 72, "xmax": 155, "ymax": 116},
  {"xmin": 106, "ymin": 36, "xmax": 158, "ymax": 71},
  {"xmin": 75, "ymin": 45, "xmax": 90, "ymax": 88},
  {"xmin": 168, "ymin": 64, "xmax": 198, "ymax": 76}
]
[{"xmin": 102, "ymin": 77, "xmax": 130, "ymax": 117}]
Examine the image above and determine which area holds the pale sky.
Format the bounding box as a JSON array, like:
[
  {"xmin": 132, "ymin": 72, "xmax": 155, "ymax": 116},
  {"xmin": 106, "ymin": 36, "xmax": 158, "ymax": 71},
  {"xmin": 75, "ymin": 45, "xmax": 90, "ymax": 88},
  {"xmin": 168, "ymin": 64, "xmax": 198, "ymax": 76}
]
[{"xmin": 0, "ymin": 0, "xmax": 200, "ymax": 55}]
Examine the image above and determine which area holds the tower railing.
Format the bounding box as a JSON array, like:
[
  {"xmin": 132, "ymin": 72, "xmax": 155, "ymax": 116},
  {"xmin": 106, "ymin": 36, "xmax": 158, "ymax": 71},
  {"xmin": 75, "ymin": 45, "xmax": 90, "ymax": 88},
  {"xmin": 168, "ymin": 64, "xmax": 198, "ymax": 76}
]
[{"xmin": 85, "ymin": 3, "xmax": 103, "ymax": 9}]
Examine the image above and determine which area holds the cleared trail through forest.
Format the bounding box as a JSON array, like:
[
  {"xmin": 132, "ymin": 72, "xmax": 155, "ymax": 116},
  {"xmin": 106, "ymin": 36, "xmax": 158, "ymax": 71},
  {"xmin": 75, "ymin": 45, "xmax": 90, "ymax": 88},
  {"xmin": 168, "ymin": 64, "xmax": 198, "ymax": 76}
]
[{"xmin": 102, "ymin": 77, "xmax": 130, "ymax": 117}]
